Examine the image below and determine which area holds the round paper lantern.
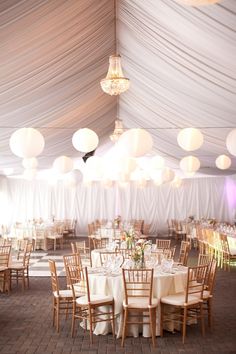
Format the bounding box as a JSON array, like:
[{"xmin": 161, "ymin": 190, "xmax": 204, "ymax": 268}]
[
  {"xmin": 162, "ymin": 168, "xmax": 175, "ymax": 183},
  {"xmin": 101, "ymin": 179, "xmax": 113, "ymax": 188},
  {"xmin": 215, "ymin": 155, "xmax": 231, "ymax": 170},
  {"xmin": 118, "ymin": 128, "xmax": 153, "ymax": 157},
  {"xmin": 180, "ymin": 156, "xmax": 200, "ymax": 173},
  {"xmin": 150, "ymin": 155, "xmax": 165, "ymax": 170},
  {"xmin": 226, "ymin": 129, "xmax": 236, "ymax": 157},
  {"xmin": 22, "ymin": 157, "xmax": 38, "ymax": 169},
  {"xmin": 177, "ymin": 128, "xmax": 203, "ymax": 152},
  {"xmin": 72, "ymin": 128, "xmax": 99, "ymax": 153},
  {"xmin": 83, "ymin": 165, "xmax": 103, "ymax": 181},
  {"xmin": 176, "ymin": 0, "xmax": 220, "ymax": 6},
  {"xmin": 117, "ymin": 157, "xmax": 137, "ymax": 174},
  {"xmin": 23, "ymin": 168, "xmax": 37, "ymax": 181},
  {"xmin": 10, "ymin": 128, "xmax": 45, "ymax": 158},
  {"xmin": 149, "ymin": 169, "xmax": 162, "ymax": 181},
  {"xmin": 86, "ymin": 156, "xmax": 104, "ymax": 171},
  {"xmin": 67, "ymin": 169, "xmax": 83, "ymax": 187},
  {"xmin": 172, "ymin": 176, "xmax": 182, "ymax": 188},
  {"xmin": 53, "ymin": 156, "xmax": 74, "ymax": 174}
]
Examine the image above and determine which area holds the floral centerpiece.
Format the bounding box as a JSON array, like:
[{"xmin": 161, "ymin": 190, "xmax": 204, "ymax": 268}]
[
  {"xmin": 131, "ymin": 240, "xmax": 149, "ymax": 268},
  {"xmin": 123, "ymin": 228, "xmax": 135, "ymax": 249},
  {"xmin": 114, "ymin": 215, "xmax": 121, "ymax": 229}
]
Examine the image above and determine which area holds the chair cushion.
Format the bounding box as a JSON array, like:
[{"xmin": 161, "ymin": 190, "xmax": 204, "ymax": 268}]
[
  {"xmin": 161, "ymin": 293, "xmax": 201, "ymax": 306},
  {"xmin": 123, "ymin": 297, "xmax": 158, "ymax": 309},
  {"xmin": 53, "ymin": 290, "xmax": 73, "ymax": 298},
  {"xmin": 229, "ymin": 248, "xmax": 236, "ymax": 256},
  {"xmin": 203, "ymin": 290, "xmax": 211, "ymax": 300},
  {"xmin": 9, "ymin": 263, "xmax": 24, "ymax": 270},
  {"xmin": 76, "ymin": 294, "xmax": 114, "ymax": 306}
]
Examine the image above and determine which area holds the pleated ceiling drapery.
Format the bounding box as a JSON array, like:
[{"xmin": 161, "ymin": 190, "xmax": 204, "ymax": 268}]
[
  {"xmin": 0, "ymin": 0, "xmax": 116, "ymax": 172},
  {"xmin": 118, "ymin": 0, "xmax": 236, "ymax": 173},
  {"xmin": 1, "ymin": 175, "xmax": 235, "ymax": 234},
  {"xmin": 0, "ymin": 0, "xmax": 235, "ymax": 173}
]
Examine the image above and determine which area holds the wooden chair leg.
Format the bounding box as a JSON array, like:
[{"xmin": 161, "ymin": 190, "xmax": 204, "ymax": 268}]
[
  {"xmin": 89, "ymin": 306, "xmax": 93, "ymax": 344},
  {"xmin": 160, "ymin": 303, "xmax": 164, "ymax": 337},
  {"xmin": 149, "ymin": 308, "xmax": 156, "ymax": 347},
  {"xmin": 111, "ymin": 303, "xmax": 115, "ymax": 338},
  {"xmin": 182, "ymin": 307, "xmax": 187, "ymax": 344},
  {"xmin": 56, "ymin": 301, "xmax": 60, "ymax": 332},
  {"xmin": 121, "ymin": 308, "xmax": 128, "ymax": 347},
  {"xmin": 200, "ymin": 303, "xmax": 205, "ymax": 337},
  {"xmin": 71, "ymin": 304, "xmax": 76, "ymax": 337},
  {"xmin": 207, "ymin": 298, "xmax": 212, "ymax": 329}
]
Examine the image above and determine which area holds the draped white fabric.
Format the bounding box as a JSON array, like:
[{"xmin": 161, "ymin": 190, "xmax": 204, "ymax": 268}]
[
  {"xmin": 1, "ymin": 175, "xmax": 235, "ymax": 234},
  {"xmin": 118, "ymin": 0, "xmax": 236, "ymax": 173},
  {"xmin": 0, "ymin": 0, "xmax": 116, "ymax": 172},
  {"xmin": 0, "ymin": 0, "xmax": 235, "ymax": 175}
]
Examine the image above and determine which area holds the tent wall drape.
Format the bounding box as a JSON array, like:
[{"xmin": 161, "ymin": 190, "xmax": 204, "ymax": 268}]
[{"xmin": 1, "ymin": 176, "xmax": 235, "ymax": 235}]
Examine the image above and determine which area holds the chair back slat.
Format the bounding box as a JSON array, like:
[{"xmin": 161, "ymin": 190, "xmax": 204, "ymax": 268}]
[
  {"xmin": 185, "ymin": 264, "xmax": 208, "ymax": 303},
  {"xmin": 122, "ymin": 268, "xmax": 154, "ymax": 305},
  {"xmin": 0, "ymin": 245, "xmax": 11, "ymax": 267},
  {"xmin": 48, "ymin": 259, "xmax": 60, "ymax": 296}
]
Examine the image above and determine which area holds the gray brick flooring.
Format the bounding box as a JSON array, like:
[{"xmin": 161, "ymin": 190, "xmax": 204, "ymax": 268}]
[{"xmin": 0, "ymin": 242, "xmax": 236, "ymax": 354}]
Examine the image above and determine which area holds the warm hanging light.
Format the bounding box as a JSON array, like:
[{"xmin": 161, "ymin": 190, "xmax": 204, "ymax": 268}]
[
  {"xmin": 110, "ymin": 118, "xmax": 124, "ymax": 142},
  {"xmin": 100, "ymin": 55, "xmax": 130, "ymax": 96},
  {"xmin": 100, "ymin": 0, "xmax": 130, "ymax": 96},
  {"xmin": 176, "ymin": 0, "xmax": 220, "ymax": 6}
]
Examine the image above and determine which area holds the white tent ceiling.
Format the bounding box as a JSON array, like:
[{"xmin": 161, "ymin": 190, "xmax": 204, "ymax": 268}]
[{"xmin": 0, "ymin": 0, "xmax": 235, "ymax": 176}]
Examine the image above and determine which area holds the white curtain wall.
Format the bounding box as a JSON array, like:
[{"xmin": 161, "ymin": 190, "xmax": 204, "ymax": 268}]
[{"xmin": 1, "ymin": 175, "xmax": 236, "ymax": 235}]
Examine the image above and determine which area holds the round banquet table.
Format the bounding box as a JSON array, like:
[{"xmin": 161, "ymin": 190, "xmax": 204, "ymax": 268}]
[{"xmin": 87, "ymin": 265, "xmax": 188, "ymax": 338}]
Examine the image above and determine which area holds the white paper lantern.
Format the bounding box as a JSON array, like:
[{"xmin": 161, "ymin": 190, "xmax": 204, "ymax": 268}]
[
  {"xmin": 177, "ymin": 128, "xmax": 203, "ymax": 152},
  {"xmin": 172, "ymin": 176, "xmax": 182, "ymax": 188},
  {"xmin": 180, "ymin": 156, "xmax": 200, "ymax": 173},
  {"xmin": 162, "ymin": 168, "xmax": 175, "ymax": 183},
  {"xmin": 53, "ymin": 156, "xmax": 74, "ymax": 174},
  {"xmin": 86, "ymin": 156, "xmax": 104, "ymax": 171},
  {"xmin": 101, "ymin": 179, "xmax": 113, "ymax": 188},
  {"xmin": 118, "ymin": 128, "xmax": 153, "ymax": 157},
  {"xmin": 176, "ymin": 0, "xmax": 220, "ymax": 6},
  {"xmin": 23, "ymin": 168, "xmax": 37, "ymax": 181},
  {"xmin": 117, "ymin": 157, "xmax": 137, "ymax": 174},
  {"xmin": 67, "ymin": 169, "xmax": 83, "ymax": 187},
  {"xmin": 150, "ymin": 155, "xmax": 165, "ymax": 170},
  {"xmin": 150, "ymin": 169, "xmax": 163, "ymax": 186},
  {"xmin": 22, "ymin": 157, "xmax": 38, "ymax": 169},
  {"xmin": 226, "ymin": 129, "xmax": 236, "ymax": 157},
  {"xmin": 10, "ymin": 128, "xmax": 45, "ymax": 158},
  {"xmin": 72, "ymin": 128, "xmax": 99, "ymax": 153},
  {"xmin": 215, "ymin": 155, "xmax": 231, "ymax": 170}
]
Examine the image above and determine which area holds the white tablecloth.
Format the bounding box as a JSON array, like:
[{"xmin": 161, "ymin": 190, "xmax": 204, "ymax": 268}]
[{"xmin": 87, "ymin": 265, "xmax": 188, "ymax": 338}]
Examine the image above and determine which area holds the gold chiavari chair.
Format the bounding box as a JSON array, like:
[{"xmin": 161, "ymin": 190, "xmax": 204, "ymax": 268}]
[
  {"xmin": 197, "ymin": 253, "xmax": 212, "ymax": 267},
  {"xmin": 71, "ymin": 241, "xmax": 91, "ymax": 267},
  {"xmin": 121, "ymin": 268, "xmax": 158, "ymax": 347},
  {"xmin": 68, "ymin": 265, "xmax": 115, "ymax": 343},
  {"xmin": 202, "ymin": 258, "xmax": 217, "ymax": 328},
  {"xmin": 48, "ymin": 259, "xmax": 75, "ymax": 332},
  {"xmin": 99, "ymin": 251, "xmax": 121, "ymax": 266},
  {"xmin": 178, "ymin": 241, "xmax": 190, "ymax": 266},
  {"xmin": 156, "ymin": 239, "xmax": 171, "ymax": 250},
  {"xmin": 220, "ymin": 234, "xmax": 236, "ymax": 271},
  {"xmin": 160, "ymin": 264, "xmax": 208, "ymax": 344},
  {"xmin": 167, "ymin": 219, "xmax": 175, "ymax": 237},
  {"xmin": 0, "ymin": 245, "xmax": 11, "ymax": 293},
  {"xmin": 117, "ymin": 248, "xmax": 132, "ymax": 260},
  {"xmin": 9, "ymin": 242, "xmax": 33, "ymax": 290}
]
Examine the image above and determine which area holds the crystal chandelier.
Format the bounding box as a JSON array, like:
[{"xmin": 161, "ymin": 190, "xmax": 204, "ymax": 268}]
[
  {"xmin": 100, "ymin": 55, "xmax": 130, "ymax": 96},
  {"xmin": 110, "ymin": 118, "xmax": 124, "ymax": 142},
  {"xmin": 176, "ymin": 0, "xmax": 220, "ymax": 5}
]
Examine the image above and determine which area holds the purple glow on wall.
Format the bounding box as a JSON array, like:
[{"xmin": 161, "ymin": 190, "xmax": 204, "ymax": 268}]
[{"xmin": 225, "ymin": 177, "xmax": 236, "ymax": 210}]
